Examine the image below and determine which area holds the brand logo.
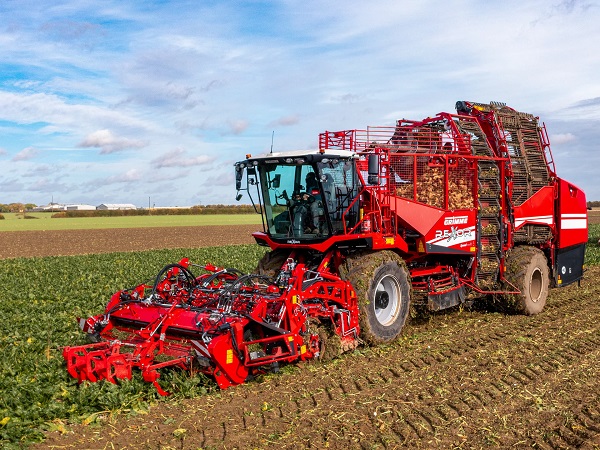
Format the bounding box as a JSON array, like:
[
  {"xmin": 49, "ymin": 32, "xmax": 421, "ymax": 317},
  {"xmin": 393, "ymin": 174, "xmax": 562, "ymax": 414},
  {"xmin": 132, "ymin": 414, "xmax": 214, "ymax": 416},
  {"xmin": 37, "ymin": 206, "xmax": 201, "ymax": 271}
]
[
  {"xmin": 287, "ymin": 239, "xmax": 301, "ymax": 244},
  {"xmin": 444, "ymin": 216, "xmax": 468, "ymax": 226},
  {"xmin": 435, "ymin": 226, "xmax": 473, "ymax": 242}
]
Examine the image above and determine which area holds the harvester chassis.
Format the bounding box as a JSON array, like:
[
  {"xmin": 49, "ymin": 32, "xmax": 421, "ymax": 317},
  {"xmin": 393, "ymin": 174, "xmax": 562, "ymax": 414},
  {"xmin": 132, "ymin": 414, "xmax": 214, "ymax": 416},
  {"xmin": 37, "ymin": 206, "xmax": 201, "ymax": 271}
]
[{"xmin": 63, "ymin": 100, "xmax": 587, "ymax": 392}]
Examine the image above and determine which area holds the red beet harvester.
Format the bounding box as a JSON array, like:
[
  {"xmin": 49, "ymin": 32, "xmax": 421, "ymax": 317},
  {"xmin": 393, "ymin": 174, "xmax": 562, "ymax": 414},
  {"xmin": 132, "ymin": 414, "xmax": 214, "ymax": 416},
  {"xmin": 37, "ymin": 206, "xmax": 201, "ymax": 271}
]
[{"xmin": 64, "ymin": 101, "xmax": 588, "ymax": 393}]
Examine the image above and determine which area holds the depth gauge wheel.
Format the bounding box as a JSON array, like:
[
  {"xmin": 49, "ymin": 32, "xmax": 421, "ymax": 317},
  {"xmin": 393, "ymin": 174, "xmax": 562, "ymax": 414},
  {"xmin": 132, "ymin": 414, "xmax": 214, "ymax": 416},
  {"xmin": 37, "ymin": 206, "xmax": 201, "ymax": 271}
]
[
  {"xmin": 504, "ymin": 246, "xmax": 550, "ymax": 315},
  {"xmin": 343, "ymin": 251, "xmax": 411, "ymax": 345}
]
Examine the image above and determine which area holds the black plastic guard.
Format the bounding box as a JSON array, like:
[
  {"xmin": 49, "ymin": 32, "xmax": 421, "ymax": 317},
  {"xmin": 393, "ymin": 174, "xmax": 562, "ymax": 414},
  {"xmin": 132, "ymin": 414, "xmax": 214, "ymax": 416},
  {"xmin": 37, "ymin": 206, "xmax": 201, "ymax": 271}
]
[
  {"xmin": 555, "ymin": 243, "xmax": 586, "ymax": 287},
  {"xmin": 427, "ymin": 285, "xmax": 466, "ymax": 311}
]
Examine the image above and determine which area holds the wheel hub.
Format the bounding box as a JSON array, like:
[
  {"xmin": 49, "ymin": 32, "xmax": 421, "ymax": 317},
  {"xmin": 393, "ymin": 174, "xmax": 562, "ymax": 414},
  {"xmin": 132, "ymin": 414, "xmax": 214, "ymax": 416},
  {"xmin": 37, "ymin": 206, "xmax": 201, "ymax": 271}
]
[
  {"xmin": 530, "ymin": 267, "xmax": 543, "ymax": 302},
  {"xmin": 374, "ymin": 274, "xmax": 401, "ymax": 327},
  {"xmin": 375, "ymin": 291, "xmax": 390, "ymax": 310}
]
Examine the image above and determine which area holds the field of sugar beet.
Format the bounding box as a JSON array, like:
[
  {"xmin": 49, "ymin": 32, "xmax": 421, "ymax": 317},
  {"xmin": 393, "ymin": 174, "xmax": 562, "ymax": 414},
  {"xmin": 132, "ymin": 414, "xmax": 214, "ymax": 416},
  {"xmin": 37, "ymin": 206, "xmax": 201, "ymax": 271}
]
[{"xmin": 0, "ymin": 220, "xmax": 598, "ymax": 449}]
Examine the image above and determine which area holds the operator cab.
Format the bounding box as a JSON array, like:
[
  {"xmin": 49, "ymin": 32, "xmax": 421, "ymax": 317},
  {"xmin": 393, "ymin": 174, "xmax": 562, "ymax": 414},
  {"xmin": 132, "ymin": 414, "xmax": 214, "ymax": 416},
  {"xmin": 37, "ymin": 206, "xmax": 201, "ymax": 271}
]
[{"xmin": 235, "ymin": 150, "xmax": 361, "ymax": 242}]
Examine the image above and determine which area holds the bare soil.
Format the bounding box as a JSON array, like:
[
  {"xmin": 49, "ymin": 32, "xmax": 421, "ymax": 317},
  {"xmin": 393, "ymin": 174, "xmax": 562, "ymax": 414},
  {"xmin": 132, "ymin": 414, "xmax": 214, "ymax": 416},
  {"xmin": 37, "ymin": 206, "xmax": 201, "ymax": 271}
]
[
  {"xmin": 14, "ymin": 225, "xmax": 599, "ymax": 449},
  {"xmin": 589, "ymin": 209, "xmax": 600, "ymax": 225},
  {"xmin": 0, "ymin": 225, "xmax": 258, "ymax": 259}
]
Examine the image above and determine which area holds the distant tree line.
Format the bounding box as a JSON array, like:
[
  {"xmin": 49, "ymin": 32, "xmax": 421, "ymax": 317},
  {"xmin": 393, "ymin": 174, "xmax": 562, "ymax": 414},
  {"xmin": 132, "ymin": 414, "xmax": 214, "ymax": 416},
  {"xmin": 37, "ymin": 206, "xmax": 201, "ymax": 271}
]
[
  {"xmin": 0, "ymin": 203, "xmax": 37, "ymax": 213},
  {"xmin": 2, "ymin": 200, "xmax": 598, "ymax": 215},
  {"xmin": 51, "ymin": 204, "xmax": 256, "ymax": 218}
]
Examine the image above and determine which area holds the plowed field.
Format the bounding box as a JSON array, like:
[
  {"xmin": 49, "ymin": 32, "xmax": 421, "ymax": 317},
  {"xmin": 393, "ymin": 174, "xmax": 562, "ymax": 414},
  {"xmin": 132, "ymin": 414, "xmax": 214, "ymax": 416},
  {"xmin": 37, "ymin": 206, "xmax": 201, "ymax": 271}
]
[
  {"xmin": 38, "ymin": 268, "xmax": 600, "ymax": 449},
  {"xmin": 8, "ymin": 224, "xmax": 597, "ymax": 449},
  {"xmin": 0, "ymin": 225, "xmax": 257, "ymax": 259}
]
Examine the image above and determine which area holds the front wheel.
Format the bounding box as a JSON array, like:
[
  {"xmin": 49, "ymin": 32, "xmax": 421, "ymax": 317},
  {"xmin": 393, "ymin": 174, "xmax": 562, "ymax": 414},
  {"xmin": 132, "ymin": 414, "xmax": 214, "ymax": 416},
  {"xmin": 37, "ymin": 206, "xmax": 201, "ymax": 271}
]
[
  {"xmin": 504, "ymin": 246, "xmax": 550, "ymax": 315},
  {"xmin": 344, "ymin": 251, "xmax": 411, "ymax": 345},
  {"xmin": 255, "ymin": 249, "xmax": 289, "ymax": 279}
]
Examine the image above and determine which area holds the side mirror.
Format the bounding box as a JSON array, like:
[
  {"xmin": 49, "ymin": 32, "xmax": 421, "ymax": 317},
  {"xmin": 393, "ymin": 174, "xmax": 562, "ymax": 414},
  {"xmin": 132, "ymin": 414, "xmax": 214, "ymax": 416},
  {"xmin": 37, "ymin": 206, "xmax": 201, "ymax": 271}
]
[
  {"xmin": 235, "ymin": 166, "xmax": 244, "ymax": 191},
  {"xmin": 271, "ymin": 174, "xmax": 281, "ymax": 189},
  {"xmin": 368, "ymin": 154, "xmax": 379, "ymax": 185}
]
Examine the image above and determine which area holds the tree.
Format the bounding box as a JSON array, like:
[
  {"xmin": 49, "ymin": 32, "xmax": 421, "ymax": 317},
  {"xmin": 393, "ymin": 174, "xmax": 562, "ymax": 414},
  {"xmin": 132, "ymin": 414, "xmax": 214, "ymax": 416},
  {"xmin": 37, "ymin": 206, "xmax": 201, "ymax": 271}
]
[{"xmin": 8, "ymin": 203, "xmax": 25, "ymax": 213}]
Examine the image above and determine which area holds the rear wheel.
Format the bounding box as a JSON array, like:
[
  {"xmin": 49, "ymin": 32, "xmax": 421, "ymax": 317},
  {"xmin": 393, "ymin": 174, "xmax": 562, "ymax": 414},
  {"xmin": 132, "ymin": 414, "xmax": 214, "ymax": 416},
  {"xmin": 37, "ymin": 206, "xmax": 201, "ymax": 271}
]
[
  {"xmin": 504, "ymin": 246, "xmax": 549, "ymax": 315},
  {"xmin": 343, "ymin": 251, "xmax": 411, "ymax": 345}
]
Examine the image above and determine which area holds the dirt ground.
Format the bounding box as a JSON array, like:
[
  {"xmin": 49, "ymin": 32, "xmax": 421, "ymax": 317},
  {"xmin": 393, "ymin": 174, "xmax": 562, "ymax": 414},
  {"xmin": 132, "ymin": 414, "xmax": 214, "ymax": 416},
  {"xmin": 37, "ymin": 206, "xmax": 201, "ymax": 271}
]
[
  {"xmin": 12, "ymin": 225, "xmax": 600, "ymax": 449},
  {"xmin": 0, "ymin": 225, "xmax": 258, "ymax": 259},
  {"xmin": 2, "ymin": 212, "xmax": 598, "ymax": 260},
  {"xmin": 36, "ymin": 267, "xmax": 600, "ymax": 450}
]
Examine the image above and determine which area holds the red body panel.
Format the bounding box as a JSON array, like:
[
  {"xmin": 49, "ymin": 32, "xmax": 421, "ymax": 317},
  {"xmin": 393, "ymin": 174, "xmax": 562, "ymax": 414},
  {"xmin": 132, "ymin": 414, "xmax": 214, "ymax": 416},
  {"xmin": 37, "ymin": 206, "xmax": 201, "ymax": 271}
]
[
  {"xmin": 513, "ymin": 186, "xmax": 556, "ymax": 232},
  {"xmin": 556, "ymin": 178, "xmax": 588, "ymax": 249},
  {"xmin": 389, "ymin": 197, "xmax": 445, "ymax": 237},
  {"xmin": 253, "ymin": 230, "xmax": 409, "ymax": 253}
]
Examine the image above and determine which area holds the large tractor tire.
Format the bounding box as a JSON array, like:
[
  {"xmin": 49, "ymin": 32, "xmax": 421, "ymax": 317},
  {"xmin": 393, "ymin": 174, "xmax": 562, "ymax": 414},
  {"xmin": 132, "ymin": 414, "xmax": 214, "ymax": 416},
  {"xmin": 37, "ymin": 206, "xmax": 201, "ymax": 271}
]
[
  {"xmin": 504, "ymin": 246, "xmax": 550, "ymax": 315},
  {"xmin": 341, "ymin": 251, "xmax": 411, "ymax": 345},
  {"xmin": 255, "ymin": 249, "xmax": 289, "ymax": 279}
]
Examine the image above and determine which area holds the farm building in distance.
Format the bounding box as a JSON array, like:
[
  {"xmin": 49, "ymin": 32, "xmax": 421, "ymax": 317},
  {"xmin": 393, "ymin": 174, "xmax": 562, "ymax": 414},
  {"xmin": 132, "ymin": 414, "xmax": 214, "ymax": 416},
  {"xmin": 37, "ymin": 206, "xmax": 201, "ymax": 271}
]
[
  {"xmin": 97, "ymin": 203, "xmax": 137, "ymax": 210},
  {"xmin": 66, "ymin": 204, "xmax": 96, "ymax": 211},
  {"xmin": 33, "ymin": 203, "xmax": 95, "ymax": 211},
  {"xmin": 31, "ymin": 203, "xmax": 138, "ymax": 211},
  {"xmin": 31, "ymin": 203, "xmax": 63, "ymax": 212}
]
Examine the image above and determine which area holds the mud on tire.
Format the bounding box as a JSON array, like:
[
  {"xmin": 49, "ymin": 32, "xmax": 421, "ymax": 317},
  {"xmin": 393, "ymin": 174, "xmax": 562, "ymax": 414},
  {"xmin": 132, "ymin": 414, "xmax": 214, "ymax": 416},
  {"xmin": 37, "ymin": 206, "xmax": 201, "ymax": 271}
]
[
  {"xmin": 255, "ymin": 249, "xmax": 289, "ymax": 278},
  {"xmin": 504, "ymin": 245, "xmax": 550, "ymax": 315},
  {"xmin": 341, "ymin": 250, "xmax": 411, "ymax": 345}
]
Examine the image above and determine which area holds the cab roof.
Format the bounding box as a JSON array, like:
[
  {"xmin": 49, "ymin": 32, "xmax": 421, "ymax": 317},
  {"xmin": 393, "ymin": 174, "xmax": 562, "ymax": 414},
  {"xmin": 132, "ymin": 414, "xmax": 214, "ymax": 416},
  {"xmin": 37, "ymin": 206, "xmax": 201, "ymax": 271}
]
[{"xmin": 239, "ymin": 148, "xmax": 357, "ymax": 165}]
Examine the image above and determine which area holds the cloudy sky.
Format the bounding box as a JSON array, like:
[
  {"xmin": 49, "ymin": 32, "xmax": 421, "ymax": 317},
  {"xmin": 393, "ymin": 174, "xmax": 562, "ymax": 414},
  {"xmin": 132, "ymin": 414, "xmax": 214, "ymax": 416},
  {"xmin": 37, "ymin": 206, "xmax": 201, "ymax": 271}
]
[{"xmin": 1, "ymin": 0, "xmax": 599, "ymax": 207}]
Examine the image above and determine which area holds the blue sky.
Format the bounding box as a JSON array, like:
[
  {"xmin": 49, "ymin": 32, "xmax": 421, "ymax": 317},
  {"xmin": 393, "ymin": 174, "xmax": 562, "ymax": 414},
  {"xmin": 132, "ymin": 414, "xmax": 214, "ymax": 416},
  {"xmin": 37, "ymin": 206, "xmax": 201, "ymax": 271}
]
[{"xmin": 1, "ymin": 0, "xmax": 599, "ymax": 207}]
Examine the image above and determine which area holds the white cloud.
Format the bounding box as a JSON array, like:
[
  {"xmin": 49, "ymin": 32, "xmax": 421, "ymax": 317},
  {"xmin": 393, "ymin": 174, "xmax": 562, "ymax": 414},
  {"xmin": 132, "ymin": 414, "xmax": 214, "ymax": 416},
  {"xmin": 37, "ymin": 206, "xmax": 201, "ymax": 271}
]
[
  {"xmin": 12, "ymin": 147, "xmax": 39, "ymax": 161},
  {"xmin": 270, "ymin": 115, "xmax": 299, "ymax": 127},
  {"xmin": 0, "ymin": 91, "xmax": 152, "ymax": 132},
  {"xmin": 28, "ymin": 177, "xmax": 69, "ymax": 193},
  {"xmin": 116, "ymin": 169, "xmax": 142, "ymax": 182},
  {"xmin": 93, "ymin": 168, "xmax": 143, "ymax": 186},
  {"xmin": 550, "ymin": 133, "xmax": 576, "ymax": 145},
  {"xmin": 78, "ymin": 129, "xmax": 147, "ymax": 154},
  {"xmin": 151, "ymin": 148, "xmax": 214, "ymax": 169},
  {"xmin": 203, "ymin": 172, "xmax": 234, "ymax": 188},
  {"xmin": 227, "ymin": 120, "xmax": 249, "ymax": 135},
  {"xmin": 0, "ymin": 178, "xmax": 25, "ymax": 192},
  {"xmin": 22, "ymin": 163, "xmax": 64, "ymax": 177},
  {"xmin": 1, "ymin": 0, "xmax": 599, "ymax": 204}
]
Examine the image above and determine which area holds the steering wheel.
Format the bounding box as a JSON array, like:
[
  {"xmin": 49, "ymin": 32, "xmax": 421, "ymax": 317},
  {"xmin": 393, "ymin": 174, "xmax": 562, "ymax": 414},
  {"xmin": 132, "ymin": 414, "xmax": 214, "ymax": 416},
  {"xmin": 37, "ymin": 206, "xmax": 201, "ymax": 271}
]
[{"xmin": 277, "ymin": 189, "xmax": 289, "ymax": 202}]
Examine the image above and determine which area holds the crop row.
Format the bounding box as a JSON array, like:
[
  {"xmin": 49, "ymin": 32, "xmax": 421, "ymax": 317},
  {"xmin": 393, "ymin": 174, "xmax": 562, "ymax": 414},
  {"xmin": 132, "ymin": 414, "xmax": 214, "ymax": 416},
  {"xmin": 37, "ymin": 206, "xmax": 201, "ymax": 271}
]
[
  {"xmin": 1, "ymin": 225, "xmax": 598, "ymax": 448},
  {"xmin": 0, "ymin": 245, "xmax": 266, "ymax": 448},
  {"xmin": 586, "ymin": 223, "xmax": 600, "ymax": 264}
]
